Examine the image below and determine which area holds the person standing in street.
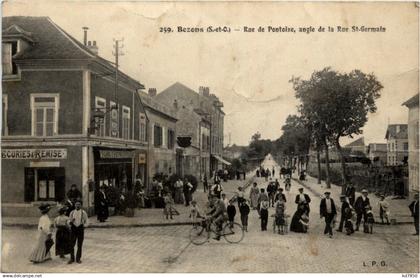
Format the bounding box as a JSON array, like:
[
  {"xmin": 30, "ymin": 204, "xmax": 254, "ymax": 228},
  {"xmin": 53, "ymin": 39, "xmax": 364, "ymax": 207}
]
[
  {"xmin": 295, "ymin": 188, "xmax": 311, "ymax": 215},
  {"xmin": 275, "ymin": 188, "xmax": 287, "ymax": 203},
  {"xmin": 68, "ymin": 200, "xmax": 88, "ymax": 264},
  {"xmin": 94, "ymin": 186, "xmax": 108, "ymax": 222},
  {"xmin": 174, "ymin": 178, "xmax": 184, "ymax": 204},
  {"xmin": 320, "ymin": 191, "xmax": 337, "ymax": 238},
  {"xmin": 257, "ymin": 188, "xmax": 269, "ymax": 216},
  {"xmin": 249, "ymin": 182, "xmax": 260, "ymax": 209},
  {"xmin": 354, "ymin": 189, "xmax": 370, "ymax": 231},
  {"xmin": 378, "ymin": 195, "xmax": 390, "ymax": 225},
  {"xmin": 260, "ymin": 200, "xmax": 269, "ymax": 231},
  {"xmin": 408, "ymin": 193, "xmax": 419, "ymax": 235},
  {"xmin": 239, "ymin": 200, "xmax": 250, "ymax": 232},
  {"xmin": 203, "ymin": 175, "xmax": 208, "ymax": 193},
  {"xmin": 54, "ymin": 206, "xmax": 72, "ymax": 259},
  {"xmin": 337, "ymin": 195, "xmax": 352, "ymax": 233},
  {"xmin": 183, "ymin": 178, "xmax": 193, "ymax": 206},
  {"xmin": 29, "ymin": 204, "xmax": 53, "ymax": 263},
  {"xmin": 227, "ymin": 200, "xmax": 237, "ymax": 228}
]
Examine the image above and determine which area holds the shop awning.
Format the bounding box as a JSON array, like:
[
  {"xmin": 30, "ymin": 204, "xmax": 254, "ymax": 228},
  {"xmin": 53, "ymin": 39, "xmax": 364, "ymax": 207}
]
[{"xmin": 212, "ymin": 154, "xmax": 232, "ymax": 165}]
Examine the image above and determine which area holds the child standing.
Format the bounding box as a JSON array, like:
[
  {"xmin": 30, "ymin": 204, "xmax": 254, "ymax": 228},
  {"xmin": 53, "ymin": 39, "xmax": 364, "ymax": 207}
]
[
  {"xmin": 274, "ymin": 201, "xmax": 286, "ymax": 234},
  {"xmin": 260, "ymin": 200, "xmax": 269, "ymax": 231},
  {"xmin": 163, "ymin": 192, "xmax": 174, "ymax": 220},
  {"xmin": 239, "ymin": 200, "xmax": 250, "ymax": 232},
  {"xmin": 227, "ymin": 200, "xmax": 236, "ymax": 228},
  {"xmin": 378, "ymin": 195, "xmax": 390, "ymax": 225},
  {"xmin": 189, "ymin": 200, "xmax": 201, "ymax": 227}
]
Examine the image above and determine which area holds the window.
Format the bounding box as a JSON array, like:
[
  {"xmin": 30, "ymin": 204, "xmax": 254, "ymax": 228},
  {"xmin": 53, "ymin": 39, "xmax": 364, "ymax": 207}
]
[
  {"xmin": 153, "ymin": 124, "xmax": 163, "ymax": 147},
  {"xmin": 168, "ymin": 129, "xmax": 175, "ymax": 149},
  {"xmin": 139, "ymin": 113, "xmax": 147, "ymax": 142},
  {"xmin": 122, "ymin": 106, "xmax": 130, "ymax": 140},
  {"xmin": 2, "ymin": 41, "xmax": 18, "ymax": 76},
  {"xmin": 31, "ymin": 94, "xmax": 59, "ymax": 137},
  {"xmin": 2, "ymin": 95, "xmax": 8, "ymax": 136},
  {"xmin": 403, "ymin": 142, "xmax": 409, "ymax": 151},
  {"xmin": 95, "ymin": 97, "xmax": 106, "ymax": 137},
  {"xmin": 110, "ymin": 101, "xmax": 119, "ymax": 137}
]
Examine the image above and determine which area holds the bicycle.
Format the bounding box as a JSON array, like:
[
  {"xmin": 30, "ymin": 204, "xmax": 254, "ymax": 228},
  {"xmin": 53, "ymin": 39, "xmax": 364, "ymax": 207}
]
[{"xmin": 189, "ymin": 217, "xmax": 245, "ymax": 245}]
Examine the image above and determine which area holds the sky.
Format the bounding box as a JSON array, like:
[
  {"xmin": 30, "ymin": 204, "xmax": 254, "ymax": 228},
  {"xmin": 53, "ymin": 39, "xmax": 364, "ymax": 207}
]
[{"xmin": 3, "ymin": 1, "xmax": 419, "ymax": 146}]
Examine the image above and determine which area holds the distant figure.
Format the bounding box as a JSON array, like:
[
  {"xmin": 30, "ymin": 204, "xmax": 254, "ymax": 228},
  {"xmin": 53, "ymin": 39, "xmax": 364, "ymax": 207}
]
[
  {"xmin": 249, "ymin": 183, "xmax": 260, "ymax": 209},
  {"xmin": 94, "ymin": 186, "xmax": 108, "ymax": 222},
  {"xmin": 203, "ymin": 175, "xmax": 208, "ymax": 193},
  {"xmin": 189, "ymin": 200, "xmax": 202, "ymax": 227},
  {"xmin": 272, "ymin": 167, "xmax": 275, "ymax": 177},
  {"xmin": 345, "ymin": 183, "xmax": 356, "ymax": 206},
  {"xmin": 378, "ymin": 195, "xmax": 390, "ymax": 225},
  {"xmin": 408, "ymin": 193, "xmax": 419, "ymax": 235},
  {"xmin": 163, "ymin": 192, "xmax": 175, "ymax": 220},
  {"xmin": 260, "ymin": 200, "xmax": 269, "ymax": 231},
  {"xmin": 256, "ymin": 169, "xmax": 260, "ymax": 177}
]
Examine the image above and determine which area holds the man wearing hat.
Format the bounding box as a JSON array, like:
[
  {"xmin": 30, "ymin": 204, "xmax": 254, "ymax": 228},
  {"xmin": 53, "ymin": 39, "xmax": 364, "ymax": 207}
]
[
  {"xmin": 354, "ymin": 189, "xmax": 370, "ymax": 231},
  {"xmin": 69, "ymin": 200, "xmax": 88, "ymax": 264},
  {"xmin": 208, "ymin": 194, "xmax": 227, "ymax": 240},
  {"xmin": 337, "ymin": 195, "xmax": 351, "ymax": 233},
  {"xmin": 408, "ymin": 193, "xmax": 419, "ymax": 235},
  {"xmin": 344, "ymin": 182, "xmax": 356, "ymax": 206},
  {"xmin": 295, "ymin": 188, "xmax": 311, "ymax": 214},
  {"xmin": 320, "ymin": 191, "xmax": 337, "ymax": 238}
]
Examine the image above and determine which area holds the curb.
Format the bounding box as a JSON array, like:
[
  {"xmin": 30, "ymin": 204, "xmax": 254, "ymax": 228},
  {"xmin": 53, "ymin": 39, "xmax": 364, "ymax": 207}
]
[{"xmin": 292, "ymin": 177, "xmax": 414, "ymax": 226}]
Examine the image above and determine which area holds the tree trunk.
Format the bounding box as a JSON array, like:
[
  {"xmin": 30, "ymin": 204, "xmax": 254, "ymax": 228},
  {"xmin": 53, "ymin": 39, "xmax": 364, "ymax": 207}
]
[
  {"xmin": 297, "ymin": 156, "xmax": 301, "ymax": 174},
  {"xmin": 335, "ymin": 140, "xmax": 348, "ymax": 194},
  {"xmin": 324, "ymin": 139, "xmax": 331, "ymax": 188},
  {"xmin": 316, "ymin": 147, "xmax": 322, "ymax": 184}
]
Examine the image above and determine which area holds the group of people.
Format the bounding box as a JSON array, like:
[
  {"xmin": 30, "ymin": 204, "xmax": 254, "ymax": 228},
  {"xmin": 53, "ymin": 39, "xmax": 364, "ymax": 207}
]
[
  {"xmin": 256, "ymin": 166, "xmax": 275, "ymax": 181},
  {"xmin": 29, "ymin": 200, "xmax": 88, "ymax": 265}
]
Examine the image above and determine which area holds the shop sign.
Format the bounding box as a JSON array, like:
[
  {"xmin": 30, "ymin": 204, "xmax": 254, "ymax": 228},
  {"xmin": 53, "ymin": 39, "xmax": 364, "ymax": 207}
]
[
  {"xmin": 139, "ymin": 153, "xmax": 146, "ymax": 164},
  {"xmin": 1, "ymin": 148, "xmax": 67, "ymax": 160},
  {"xmin": 99, "ymin": 150, "xmax": 133, "ymax": 159}
]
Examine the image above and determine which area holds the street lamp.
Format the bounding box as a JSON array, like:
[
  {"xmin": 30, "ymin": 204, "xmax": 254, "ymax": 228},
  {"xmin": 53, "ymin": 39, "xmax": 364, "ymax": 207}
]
[{"xmin": 88, "ymin": 104, "xmax": 118, "ymax": 134}]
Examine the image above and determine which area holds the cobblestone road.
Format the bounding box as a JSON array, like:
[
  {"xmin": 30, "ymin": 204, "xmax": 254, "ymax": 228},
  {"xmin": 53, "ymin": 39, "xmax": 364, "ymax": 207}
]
[{"xmin": 2, "ymin": 156, "xmax": 419, "ymax": 273}]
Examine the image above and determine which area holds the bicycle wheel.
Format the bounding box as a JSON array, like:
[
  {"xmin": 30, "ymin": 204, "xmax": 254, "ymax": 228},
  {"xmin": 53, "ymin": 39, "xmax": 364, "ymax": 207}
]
[
  {"xmin": 223, "ymin": 222, "xmax": 245, "ymax": 244},
  {"xmin": 189, "ymin": 225, "xmax": 209, "ymax": 245}
]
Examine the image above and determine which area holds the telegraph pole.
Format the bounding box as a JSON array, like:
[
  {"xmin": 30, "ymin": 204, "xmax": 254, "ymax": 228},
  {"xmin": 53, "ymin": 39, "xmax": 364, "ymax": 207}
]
[{"xmin": 112, "ymin": 38, "xmax": 124, "ymax": 101}]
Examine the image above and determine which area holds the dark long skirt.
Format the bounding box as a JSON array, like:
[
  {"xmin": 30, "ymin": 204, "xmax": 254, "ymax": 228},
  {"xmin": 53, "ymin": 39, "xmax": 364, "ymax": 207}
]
[
  {"xmin": 55, "ymin": 226, "xmax": 73, "ymax": 256},
  {"xmin": 290, "ymin": 210, "xmax": 306, "ymax": 233},
  {"xmin": 96, "ymin": 204, "xmax": 109, "ymax": 221}
]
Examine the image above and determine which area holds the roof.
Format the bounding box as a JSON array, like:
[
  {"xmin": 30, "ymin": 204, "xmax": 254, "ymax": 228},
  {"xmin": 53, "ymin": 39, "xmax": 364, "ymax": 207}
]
[
  {"xmin": 385, "ymin": 124, "xmax": 408, "ymax": 140},
  {"xmin": 138, "ymin": 91, "xmax": 177, "ymax": 121},
  {"xmin": 2, "ymin": 16, "xmax": 144, "ymax": 89},
  {"xmin": 345, "ymin": 137, "xmax": 365, "ymax": 148},
  {"xmin": 402, "ymin": 93, "xmax": 419, "ymax": 108}
]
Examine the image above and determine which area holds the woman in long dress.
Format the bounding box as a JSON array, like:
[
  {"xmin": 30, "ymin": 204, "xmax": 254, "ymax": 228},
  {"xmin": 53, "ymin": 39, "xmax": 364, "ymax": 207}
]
[
  {"xmin": 54, "ymin": 207, "xmax": 73, "ymax": 258},
  {"xmin": 249, "ymin": 183, "xmax": 260, "ymax": 209},
  {"xmin": 290, "ymin": 204, "xmax": 308, "ymax": 233},
  {"xmin": 29, "ymin": 204, "xmax": 53, "ymax": 263}
]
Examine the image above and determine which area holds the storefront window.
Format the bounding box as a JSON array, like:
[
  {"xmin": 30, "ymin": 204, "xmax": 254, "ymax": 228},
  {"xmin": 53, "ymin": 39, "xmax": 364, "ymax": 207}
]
[{"xmin": 24, "ymin": 167, "xmax": 65, "ymax": 202}]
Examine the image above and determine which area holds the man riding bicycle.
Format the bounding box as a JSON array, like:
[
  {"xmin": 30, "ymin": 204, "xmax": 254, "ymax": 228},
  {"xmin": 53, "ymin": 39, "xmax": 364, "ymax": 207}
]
[{"xmin": 207, "ymin": 194, "xmax": 228, "ymax": 240}]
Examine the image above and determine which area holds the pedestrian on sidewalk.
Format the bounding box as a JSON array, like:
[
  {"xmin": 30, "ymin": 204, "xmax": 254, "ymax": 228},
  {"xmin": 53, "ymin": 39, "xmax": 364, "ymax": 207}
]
[
  {"xmin": 267, "ymin": 182, "xmax": 276, "ymax": 207},
  {"xmin": 163, "ymin": 192, "xmax": 175, "ymax": 220},
  {"xmin": 227, "ymin": 200, "xmax": 236, "ymax": 228},
  {"xmin": 295, "ymin": 188, "xmax": 311, "ymax": 215},
  {"xmin": 284, "ymin": 175, "xmax": 291, "ymax": 191},
  {"xmin": 260, "ymin": 200, "xmax": 269, "ymax": 231},
  {"xmin": 249, "ymin": 182, "xmax": 260, "ymax": 209},
  {"xmin": 54, "ymin": 206, "xmax": 73, "ymax": 259},
  {"xmin": 273, "ymin": 199, "xmax": 286, "ymax": 234},
  {"xmin": 354, "ymin": 189, "xmax": 370, "ymax": 231},
  {"xmin": 68, "ymin": 200, "xmax": 88, "ymax": 264},
  {"xmin": 320, "ymin": 191, "xmax": 337, "ymax": 238},
  {"xmin": 378, "ymin": 195, "xmax": 390, "ymax": 225},
  {"xmin": 239, "ymin": 200, "xmax": 250, "ymax": 232},
  {"xmin": 408, "ymin": 193, "xmax": 419, "ymax": 235},
  {"xmin": 29, "ymin": 204, "xmax": 53, "ymax": 264},
  {"xmin": 183, "ymin": 178, "xmax": 193, "ymax": 206},
  {"xmin": 211, "ymin": 181, "xmax": 223, "ymax": 199},
  {"xmin": 94, "ymin": 186, "xmax": 108, "ymax": 222}
]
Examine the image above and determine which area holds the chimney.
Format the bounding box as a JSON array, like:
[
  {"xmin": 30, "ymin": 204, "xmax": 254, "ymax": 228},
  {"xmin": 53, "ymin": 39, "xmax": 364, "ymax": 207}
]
[
  {"xmin": 203, "ymin": 87, "xmax": 210, "ymax": 97},
  {"xmin": 173, "ymin": 99, "xmax": 178, "ymax": 109},
  {"xmin": 148, "ymin": 88, "xmax": 157, "ymax": 97},
  {"xmin": 199, "ymin": 86, "xmax": 205, "ymax": 95},
  {"xmin": 82, "ymin": 27, "xmax": 89, "ymax": 46},
  {"xmin": 87, "ymin": 40, "xmax": 99, "ymax": 55}
]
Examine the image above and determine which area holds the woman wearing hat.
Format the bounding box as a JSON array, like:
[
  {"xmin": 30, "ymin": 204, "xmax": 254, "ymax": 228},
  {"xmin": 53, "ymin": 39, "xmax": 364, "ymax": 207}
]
[
  {"xmin": 29, "ymin": 204, "xmax": 53, "ymax": 263},
  {"xmin": 54, "ymin": 206, "xmax": 73, "ymax": 258}
]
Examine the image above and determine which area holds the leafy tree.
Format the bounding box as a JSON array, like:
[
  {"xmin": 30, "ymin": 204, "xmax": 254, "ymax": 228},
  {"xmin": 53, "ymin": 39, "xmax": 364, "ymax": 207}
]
[{"xmin": 292, "ymin": 68, "xmax": 382, "ymax": 192}]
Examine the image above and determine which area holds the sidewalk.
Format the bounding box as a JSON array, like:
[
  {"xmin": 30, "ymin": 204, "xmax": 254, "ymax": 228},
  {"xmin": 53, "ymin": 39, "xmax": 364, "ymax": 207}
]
[
  {"xmin": 293, "ymin": 175, "xmax": 414, "ymax": 224},
  {"xmin": 2, "ymin": 174, "xmax": 256, "ymax": 229}
]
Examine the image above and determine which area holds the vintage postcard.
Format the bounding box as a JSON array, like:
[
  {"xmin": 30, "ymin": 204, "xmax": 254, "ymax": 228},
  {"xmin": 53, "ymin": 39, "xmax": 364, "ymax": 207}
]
[{"xmin": 1, "ymin": 0, "xmax": 419, "ymax": 274}]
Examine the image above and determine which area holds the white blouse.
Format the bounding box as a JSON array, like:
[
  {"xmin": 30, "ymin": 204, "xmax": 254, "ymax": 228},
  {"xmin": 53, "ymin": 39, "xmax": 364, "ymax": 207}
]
[{"xmin": 38, "ymin": 214, "xmax": 52, "ymax": 235}]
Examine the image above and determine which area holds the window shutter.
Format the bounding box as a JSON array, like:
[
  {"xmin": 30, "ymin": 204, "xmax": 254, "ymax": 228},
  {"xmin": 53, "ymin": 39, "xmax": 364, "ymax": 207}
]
[
  {"xmin": 24, "ymin": 168, "xmax": 35, "ymax": 202},
  {"xmin": 2, "ymin": 43, "xmax": 12, "ymax": 75}
]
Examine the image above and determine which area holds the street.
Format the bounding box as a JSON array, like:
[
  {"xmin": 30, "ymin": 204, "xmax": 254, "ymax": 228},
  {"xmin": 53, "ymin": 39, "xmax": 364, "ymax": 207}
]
[{"xmin": 2, "ymin": 157, "xmax": 419, "ymax": 273}]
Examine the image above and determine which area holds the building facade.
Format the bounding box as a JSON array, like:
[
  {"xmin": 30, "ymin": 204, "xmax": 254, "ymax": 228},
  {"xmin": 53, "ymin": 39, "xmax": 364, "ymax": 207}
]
[
  {"xmin": 154, "ymin": 82, "xmax": 226, "ymax": 177},
  {"xmin": 139, "ymin": 89, "xmax": 177, "ymax": 187},
  {"xmin": 366, "ymin": 143, "xmax": 387, "ymax": 165},
  {"xmin": 403, "ymin": 94, "xmax": 419, "ymax": 195},
  {"xmin": 1, "ymin": 17, "xmax": 148, "ymax": 216},
  {"xmin": 385, "ymin": 124, "xmax": 409, "ymax": 166}
]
